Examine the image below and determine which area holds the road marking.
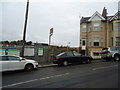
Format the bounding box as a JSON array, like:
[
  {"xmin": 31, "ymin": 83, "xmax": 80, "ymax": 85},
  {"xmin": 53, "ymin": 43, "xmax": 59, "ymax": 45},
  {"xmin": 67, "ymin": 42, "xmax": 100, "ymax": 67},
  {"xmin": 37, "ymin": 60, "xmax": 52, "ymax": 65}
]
[
  {"xmin": 92, "ymin": 65, "xmax": 118, "ymax": 70},
  {"xmin": 2, "ymin": 73, "xmax": 69, "ymax": 88}
]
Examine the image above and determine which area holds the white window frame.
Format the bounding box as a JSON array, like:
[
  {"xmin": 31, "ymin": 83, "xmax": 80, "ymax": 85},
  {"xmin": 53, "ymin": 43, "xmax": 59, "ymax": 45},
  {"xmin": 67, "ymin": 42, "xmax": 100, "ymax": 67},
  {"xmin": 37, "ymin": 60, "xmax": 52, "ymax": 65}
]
[
  {"xmin": 93, "ymin": 37, "xmax": 100, "ymax": 46},
  {"xmin": 93, "ymin": 23, "xmax": 100, "ymax": 31},
  {"xmin": 82, "ymin": 24, "xmax": 86, "ymax": 32},
  {"xmin": 116, "ymin": 37, "xmax": 120, "ymax": 46},
  {"xmin": 115, "ymin": 22, "xmax": 120, "ymax": 31},
  {"xmin": 82, "ymin": 39, "xmax": 86, "ymax": 46},
  {"xmin": 93, "ymin": 52, "xmax": 100, "ymax": 56}
]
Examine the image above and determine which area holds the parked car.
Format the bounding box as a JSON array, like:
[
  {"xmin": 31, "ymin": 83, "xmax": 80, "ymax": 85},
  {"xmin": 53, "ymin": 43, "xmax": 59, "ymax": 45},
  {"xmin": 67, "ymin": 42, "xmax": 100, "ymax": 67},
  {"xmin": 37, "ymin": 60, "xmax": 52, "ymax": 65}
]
[
  {"xmin": 0, "ymin": 55, "xmax": 38, "ymax": 72},
  {"xmin": 53, "ymin": 51, "xmax": 93, "ymax": 66},
  {"xmin": 101, "ymin": 46, "xmax": 120, "ymax": 61}
]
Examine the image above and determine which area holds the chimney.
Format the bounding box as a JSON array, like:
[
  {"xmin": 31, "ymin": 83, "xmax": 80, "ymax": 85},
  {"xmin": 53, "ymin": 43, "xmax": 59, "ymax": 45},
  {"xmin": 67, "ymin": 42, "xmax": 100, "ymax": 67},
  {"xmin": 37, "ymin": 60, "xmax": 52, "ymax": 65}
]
[{"xmin": 102, "ymin": 7, "xmax": 107, "ymax": 19}]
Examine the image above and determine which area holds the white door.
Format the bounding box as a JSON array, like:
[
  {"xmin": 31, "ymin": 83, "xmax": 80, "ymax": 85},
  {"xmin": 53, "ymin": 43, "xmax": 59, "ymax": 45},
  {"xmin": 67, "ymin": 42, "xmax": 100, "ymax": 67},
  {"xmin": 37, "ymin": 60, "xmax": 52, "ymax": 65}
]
[
  {"xmin": 7, "ymin": 56, "xmax": 26, "ymax": 71},
  {"xmin": 0, "ymin": 56, "xmax": 8, "ymax": 72}
]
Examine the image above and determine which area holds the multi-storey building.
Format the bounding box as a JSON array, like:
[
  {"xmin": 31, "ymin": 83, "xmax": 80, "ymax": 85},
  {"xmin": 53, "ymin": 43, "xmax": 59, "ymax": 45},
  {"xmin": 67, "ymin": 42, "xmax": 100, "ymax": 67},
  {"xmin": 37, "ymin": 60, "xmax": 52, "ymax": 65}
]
[{"xmin": 80, "ymin": 7, "xmax": 120, "ymax": 59}]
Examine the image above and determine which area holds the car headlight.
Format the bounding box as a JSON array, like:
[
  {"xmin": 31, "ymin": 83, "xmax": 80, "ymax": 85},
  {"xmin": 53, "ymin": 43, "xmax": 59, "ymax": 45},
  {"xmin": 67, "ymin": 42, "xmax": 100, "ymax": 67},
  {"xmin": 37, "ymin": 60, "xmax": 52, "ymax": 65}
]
[{"xmin": 34, "ymin": 61, "xmax": 38, "ymax": 63}]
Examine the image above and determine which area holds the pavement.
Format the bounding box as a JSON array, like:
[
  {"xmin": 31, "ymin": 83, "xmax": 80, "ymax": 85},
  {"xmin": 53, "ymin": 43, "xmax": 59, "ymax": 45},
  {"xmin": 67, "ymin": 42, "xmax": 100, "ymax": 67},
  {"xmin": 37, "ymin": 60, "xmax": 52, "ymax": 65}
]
[
  {"xmin": 38, "ymin": 63, "xmax": 57, "ymax": 68},
  {"xmin": 38, "ymin": 59, "xmax": 104, "ymax": 68}
]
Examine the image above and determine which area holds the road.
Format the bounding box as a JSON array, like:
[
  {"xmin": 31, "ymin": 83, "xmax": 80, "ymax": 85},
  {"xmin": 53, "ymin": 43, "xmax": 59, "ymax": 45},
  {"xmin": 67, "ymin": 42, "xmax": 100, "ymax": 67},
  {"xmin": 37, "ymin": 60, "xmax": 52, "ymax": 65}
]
[{"xmin": 2, "ymin": 60, "xmax": 119, "ymax": 89}]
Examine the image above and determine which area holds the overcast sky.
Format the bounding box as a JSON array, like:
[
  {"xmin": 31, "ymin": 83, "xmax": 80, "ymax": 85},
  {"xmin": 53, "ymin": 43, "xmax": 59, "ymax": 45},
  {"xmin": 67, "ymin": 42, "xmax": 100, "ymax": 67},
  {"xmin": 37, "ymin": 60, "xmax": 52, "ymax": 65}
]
[{"xmin": 1, "ymin": 0, "xmax": 119, "ymax": 47}]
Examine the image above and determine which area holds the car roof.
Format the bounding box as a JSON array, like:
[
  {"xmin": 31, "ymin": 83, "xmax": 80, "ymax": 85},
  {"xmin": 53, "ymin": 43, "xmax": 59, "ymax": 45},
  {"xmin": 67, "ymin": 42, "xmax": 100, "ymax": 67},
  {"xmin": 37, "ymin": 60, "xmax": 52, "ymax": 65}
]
[
  {"xmin": 65, "ymin": 51, "xmax": 76, "ymax": 53},
  {"xmin": 0, "ymin": 55, "xmax": 20, "ymax": 57}
]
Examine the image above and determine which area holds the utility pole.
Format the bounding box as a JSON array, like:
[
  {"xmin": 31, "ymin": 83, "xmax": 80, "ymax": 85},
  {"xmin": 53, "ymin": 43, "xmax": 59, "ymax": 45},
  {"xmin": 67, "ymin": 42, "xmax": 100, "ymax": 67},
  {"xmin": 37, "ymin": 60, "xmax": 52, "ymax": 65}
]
[{"xmin": 21, "ymin": 0, "xmax": 29, "ymax": 57}]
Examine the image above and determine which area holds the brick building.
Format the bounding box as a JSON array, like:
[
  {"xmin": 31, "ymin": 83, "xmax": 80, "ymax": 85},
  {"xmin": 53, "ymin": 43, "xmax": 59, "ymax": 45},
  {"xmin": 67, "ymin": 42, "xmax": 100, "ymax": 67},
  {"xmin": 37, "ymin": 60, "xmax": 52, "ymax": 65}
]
[{"xmin": 80, "ymin": 7, "xmax": 120, "ymax": 59}]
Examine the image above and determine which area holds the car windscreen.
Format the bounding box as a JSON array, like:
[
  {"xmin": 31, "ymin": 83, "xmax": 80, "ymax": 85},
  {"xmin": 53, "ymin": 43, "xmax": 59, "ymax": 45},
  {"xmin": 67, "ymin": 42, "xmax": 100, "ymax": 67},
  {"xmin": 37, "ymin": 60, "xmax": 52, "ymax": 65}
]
[
  {"xmin": 73, "ymin": 52, "xmax": 81, "ymax": 56},
  {"xmin": 110, "ymin": 47, "xmax": 117, "ymax": 51},
  {"xmin": 116, "ymin": 47, "xmax": 120, "ymax": 50},
  {"xmin": 66, "ymin": 52, "xmax": 74, "ymax": 56},
  {"xmin": 110, "ymin": 47, "xmax": 120, "ymax": 51}
]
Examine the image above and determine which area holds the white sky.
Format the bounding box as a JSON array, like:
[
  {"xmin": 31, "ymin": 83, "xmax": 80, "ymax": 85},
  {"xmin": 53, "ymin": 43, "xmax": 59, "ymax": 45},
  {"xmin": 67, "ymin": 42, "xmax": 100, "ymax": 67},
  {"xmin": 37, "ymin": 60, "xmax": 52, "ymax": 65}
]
[{"xmin": 1, "ymin": 0, "xmax": 119, "ymax": 47}]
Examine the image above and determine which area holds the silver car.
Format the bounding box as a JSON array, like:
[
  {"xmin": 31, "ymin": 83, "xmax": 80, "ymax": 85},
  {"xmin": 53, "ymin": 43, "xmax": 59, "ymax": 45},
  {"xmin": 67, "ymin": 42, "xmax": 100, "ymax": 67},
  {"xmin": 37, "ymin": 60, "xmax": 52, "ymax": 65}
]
[
  {"xmin": 101, "ymin": 46, "xmax": 120, "ymax": 61},
  {"xmin": 0, "ymin": 55, "xmax": 38, "ymax": 72}
]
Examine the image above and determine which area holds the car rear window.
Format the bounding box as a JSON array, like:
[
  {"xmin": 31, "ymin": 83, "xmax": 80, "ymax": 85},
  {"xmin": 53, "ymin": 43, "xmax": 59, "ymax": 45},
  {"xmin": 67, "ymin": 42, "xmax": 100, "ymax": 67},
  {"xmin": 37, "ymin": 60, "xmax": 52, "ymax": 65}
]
[
  {"xmin": 0, "ymin": 56, "xmax": 8, "ymax": 61},
  {"xmin": 57, "ymin": 52, "xmax": 67, "ymax": 57},
  {"xmin": 102, "ymin": 48, "xmax": 108, "ymax": 52}
]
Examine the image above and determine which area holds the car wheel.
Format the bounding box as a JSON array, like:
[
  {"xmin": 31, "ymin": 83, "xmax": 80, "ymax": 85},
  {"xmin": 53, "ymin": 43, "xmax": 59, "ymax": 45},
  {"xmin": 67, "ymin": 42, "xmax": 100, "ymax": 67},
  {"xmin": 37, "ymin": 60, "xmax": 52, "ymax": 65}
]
[
  {"xmin": 106, "ymin": 59, "xmax": 110, "ymax": 62},
  {"xmin": 114, "ymin": 54, "xmax": 120, "ymax": 61},
  {"xmin": 63, "ymin": 61, "xmax": 68, "ymax": 66},
  {"xmin": 58, "ymin": 63, "xmax": 62, "ymax": 66},
  {"xmin": 25, "ymin": 64, "xmax": 34, "ymax": 71},
  {"xmin": 86, "ymin": 59, "xmax": 91, "ymax": 64}
]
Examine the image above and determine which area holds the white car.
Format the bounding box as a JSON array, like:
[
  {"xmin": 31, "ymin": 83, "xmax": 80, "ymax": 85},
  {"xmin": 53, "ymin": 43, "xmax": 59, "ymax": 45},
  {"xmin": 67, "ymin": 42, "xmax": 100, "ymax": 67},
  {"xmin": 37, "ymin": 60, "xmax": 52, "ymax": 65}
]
[
  {"xmin": 0, "ymin": 55, "xmax": 38, "ymax": 72},
  {"xmin": 101, "ymin": 46, "xmax": 120, "ymax": 61}
]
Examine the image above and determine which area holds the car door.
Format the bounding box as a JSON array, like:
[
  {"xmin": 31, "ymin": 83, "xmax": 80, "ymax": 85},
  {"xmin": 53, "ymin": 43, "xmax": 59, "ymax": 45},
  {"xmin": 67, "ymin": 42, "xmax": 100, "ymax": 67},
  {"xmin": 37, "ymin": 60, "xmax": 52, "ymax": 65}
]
[
  {"xmin": 0, "ymin": 56, "xmax": 8, "ymax": 72},
  {"xmin": 72, "ymin": 52, "xmax": 83, "ymax": 63},
  {"xmin": 66, "ymin": 52, "xmax": 75, "ymax": 63},
  {"xmin": 7, "ymin": 56, "xmax": 26, "ymax": 71}
]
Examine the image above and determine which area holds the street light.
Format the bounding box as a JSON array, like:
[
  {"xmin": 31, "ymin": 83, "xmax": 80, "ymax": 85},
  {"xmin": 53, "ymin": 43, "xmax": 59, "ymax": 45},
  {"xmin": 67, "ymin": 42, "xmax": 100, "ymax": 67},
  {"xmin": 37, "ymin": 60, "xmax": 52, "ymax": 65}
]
[
  {"xmin": 48, "ymin": 28, "xmax": 54, "ymax": 49},
  {"xmin": 48, "ymin": 28, "xmax": 54, "ymax": 62},
  {"xmin": 67, "ymin": 42, "xmax": 71, "ymax": 51}
]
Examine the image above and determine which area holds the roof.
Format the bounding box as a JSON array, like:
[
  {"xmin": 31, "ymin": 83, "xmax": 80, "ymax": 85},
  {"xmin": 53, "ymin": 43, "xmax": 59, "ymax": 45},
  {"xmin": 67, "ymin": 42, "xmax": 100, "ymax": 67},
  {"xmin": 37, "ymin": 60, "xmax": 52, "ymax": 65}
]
[
  {"xmin": 109, "ymin": 11, "xmax": 120, "ymax": 21},
  {"xmin": 80, "ymin": 14, "xmax": 114, "ymax": 23},
  {"xmin": 80, "ymin": 8, "xmax": 118, "ymax": 23},
  {"xmin": 88, "ymin": 11, "xmax": 106, "ymax": 21},
  {"xmin": 107, "ymin": 16, "xmax": 113, "ymax": 21},
  {"xmin": 34, "ymin": 43, "xmax": 48, "ymax": 46},
  {"xmin": 80, "ymin": 17, "xmax": 90, "ymax": 23}
]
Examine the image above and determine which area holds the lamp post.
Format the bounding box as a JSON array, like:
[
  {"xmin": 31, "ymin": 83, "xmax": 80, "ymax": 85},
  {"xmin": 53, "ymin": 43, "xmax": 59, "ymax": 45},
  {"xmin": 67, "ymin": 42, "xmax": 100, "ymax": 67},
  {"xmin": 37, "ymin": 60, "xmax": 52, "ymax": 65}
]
[
  {"xmin": 48, "ymin": 28, "xmax": 53, "ymax": 49},
  {"xmin": 21, "ymin": 0, "xmax": 29, "ymax": 57},
  {"xmin": 67, "ymin": 42, "xmax": 71, "ymax": 51},
  {"xmin": 48, "ymin": 28, "xmax": 54, "ymax": 62}
]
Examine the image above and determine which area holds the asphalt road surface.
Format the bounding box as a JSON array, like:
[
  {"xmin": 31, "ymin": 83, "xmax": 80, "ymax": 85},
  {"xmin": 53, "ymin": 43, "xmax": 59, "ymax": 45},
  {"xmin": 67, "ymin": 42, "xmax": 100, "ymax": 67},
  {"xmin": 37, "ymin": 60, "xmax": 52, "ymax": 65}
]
[{"xmin": 1, "ymin": 60, "xmax": 119, "ymax": 89}]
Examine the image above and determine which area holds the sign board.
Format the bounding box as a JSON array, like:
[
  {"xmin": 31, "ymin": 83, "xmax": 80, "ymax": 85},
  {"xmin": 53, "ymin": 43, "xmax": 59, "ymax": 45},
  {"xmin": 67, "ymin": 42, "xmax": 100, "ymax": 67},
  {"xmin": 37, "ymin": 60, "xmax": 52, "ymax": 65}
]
[
  {"xmin": 50, "ymin": 28, "xmax": 53, "ymax": 36},
  {"xmin": 38, "ymin": 48, "xmax": 44, "ymax": 56},
  {"xmin": 8, "ymin": 49, "xmax": 20, "ymax": 56},
  {"xmin": 24, "ymin": 48, "xmax": 34, "ymax": 56},
  {"xmin": 0, "ymin": 49, "xmax": 20, "ymax": 56},
  {"xmin": 0, "ymin": 49, "xmax": 5, "ymax": 55}
]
